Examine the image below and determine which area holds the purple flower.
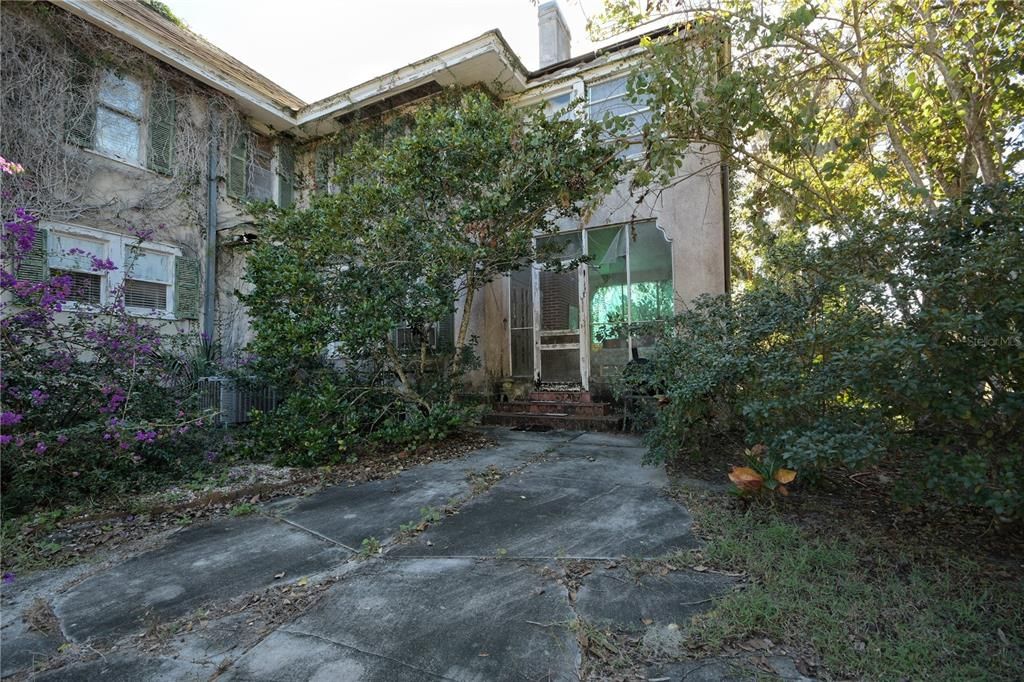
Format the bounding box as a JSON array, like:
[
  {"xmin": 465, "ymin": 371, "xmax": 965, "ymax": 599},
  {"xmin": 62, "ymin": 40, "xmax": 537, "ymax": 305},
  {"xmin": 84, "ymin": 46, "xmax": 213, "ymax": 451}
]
[
  {"xmin": 0, "ymin": 411, "xmax": 22, "ymax": 427},
  {"xmin": 34, "ymin": 441, "xmax": 46, "ymax": 454},
  {"xmin": 56, "ymin": 434, "xmax": 69, "ymax": 444},
  {"xmin": 134, "ymin": 430, "xmax": 157, "ymax": 443},
  {"xmin": 2, "ymin": 572, "xmax": 15, "ymax": 584},
  {"xmin": 0, "ymin": 435, "xmax": 12, "ymax": 445},
  {"xmin": 204, "ymin": 450, "xmax": 219, "ymax": 462},
  {"xmin": 89, "ymin": 256, "xmax": 117, "ymax": 272},
  {"xmin": 30, "ymin": 389, "xmax": 49, "ymax": 406}
]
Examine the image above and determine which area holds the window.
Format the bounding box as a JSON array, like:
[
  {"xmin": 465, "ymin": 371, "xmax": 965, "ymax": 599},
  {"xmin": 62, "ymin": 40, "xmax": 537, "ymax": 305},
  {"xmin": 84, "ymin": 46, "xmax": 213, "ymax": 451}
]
[
  {"xmin": 37, "ymin": 224, "xmax": 199, "ymax": 319},
  {"xmin": 588, "ymin": 75, "xmax": 652, "ymax": 158},
  {"xmin": 228, "ymin": 133, "xmax": 291, "ymax": 205},
  {"xmin": 66, "ymin": 68, "xmax": 177, "ymax": 173},
  {"xmin": 394, "ymin": 315, "xmax": 456, "ymax": 352},
  {"xmin": 48, "ymin": 232, "xmax": 107, "ymax": 305},
  {"xmin": 95, "ymin": 71, "xmax": 144, "ymax": 163},
  {"xmin": 544, "ymin": 92, "xmax": 573, "ymax": 120},
  {"xmin": 124, "ymin": 247, "xmax": 173, "ymax": 311}
]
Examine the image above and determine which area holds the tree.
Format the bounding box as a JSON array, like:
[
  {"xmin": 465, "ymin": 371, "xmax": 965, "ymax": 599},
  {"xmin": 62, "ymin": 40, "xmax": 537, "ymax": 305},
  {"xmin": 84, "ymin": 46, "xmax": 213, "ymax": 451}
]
[
  {"xmin": 243, "ymin": 90, "xmax": 624, "ymax": 411},
  {"xmin": 595, "ymin": 0, "xmax": 1022, "ymax": 270}
]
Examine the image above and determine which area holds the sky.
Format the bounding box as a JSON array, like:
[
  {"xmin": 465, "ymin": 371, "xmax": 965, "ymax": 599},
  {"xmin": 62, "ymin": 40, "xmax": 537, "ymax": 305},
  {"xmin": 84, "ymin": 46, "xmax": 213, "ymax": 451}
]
[{"xmin": 167, "ymin": 0, "xmax": 608, "ymax": 104}]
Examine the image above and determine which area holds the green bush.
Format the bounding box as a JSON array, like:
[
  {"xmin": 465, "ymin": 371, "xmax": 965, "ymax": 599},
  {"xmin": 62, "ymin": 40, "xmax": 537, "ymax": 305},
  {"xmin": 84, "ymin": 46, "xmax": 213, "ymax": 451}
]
[
  {"xmin": 241, "ymin": 370, "xmax": 478, "ymax": 468},
  {"xmin": 628, "ymin": 182, "xmax": 1024, "ymax": 520}
]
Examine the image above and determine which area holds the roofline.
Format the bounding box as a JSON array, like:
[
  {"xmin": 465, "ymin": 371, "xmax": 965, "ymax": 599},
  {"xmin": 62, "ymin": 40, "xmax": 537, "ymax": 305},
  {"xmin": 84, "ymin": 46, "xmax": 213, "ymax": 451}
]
[
  {"xmin": 295, "ymin": 29, "xmax": 529, "ymax": 126},
  {"xmin": 527, "ymin": 22, "xmax": 681, "ymax": 80},
  {"xmin": 52, "ymin": 0, "xmax": 303, "ymax": 129}
]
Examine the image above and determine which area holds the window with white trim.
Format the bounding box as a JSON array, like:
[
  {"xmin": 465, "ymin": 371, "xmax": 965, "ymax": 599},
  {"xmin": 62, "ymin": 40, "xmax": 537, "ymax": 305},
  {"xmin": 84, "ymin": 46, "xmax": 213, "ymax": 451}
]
[
  {"xmin": 588, "ymin": 75, "xmax": 652, "ymax": 158},
  {"xmin": 124, "ymin": 246, "xmax": 174, "ymax": 311},
  {"xmin": 48, "ymin": 231, "xmax": 108, "ymax": 305},
  {"xmin": 44, "ymin": 225, "xmax": 189, "ymax": 318},
  {"xmin": 94, "ymin": 71, "xmax": 144, "ymax": 163}
]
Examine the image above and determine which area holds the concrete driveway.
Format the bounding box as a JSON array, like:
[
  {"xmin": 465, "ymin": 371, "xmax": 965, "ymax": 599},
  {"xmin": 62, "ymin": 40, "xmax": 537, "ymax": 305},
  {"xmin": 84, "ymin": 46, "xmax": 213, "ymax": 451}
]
[{"xmin": 1, "ymin": 429, "xmax": 737, "ymax": 681}]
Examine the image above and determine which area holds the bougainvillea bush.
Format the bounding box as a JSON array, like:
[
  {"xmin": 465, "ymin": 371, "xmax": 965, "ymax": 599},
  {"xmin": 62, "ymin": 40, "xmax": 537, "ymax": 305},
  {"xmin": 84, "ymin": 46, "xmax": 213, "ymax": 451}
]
[{"xmin": 1, "ymin": 161, "xmax": 216, "ymax": 515}]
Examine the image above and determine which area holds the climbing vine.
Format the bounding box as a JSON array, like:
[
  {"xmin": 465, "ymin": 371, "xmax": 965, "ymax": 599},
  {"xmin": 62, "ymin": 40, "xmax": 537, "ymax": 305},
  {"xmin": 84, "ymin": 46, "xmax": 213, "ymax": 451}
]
[{"xmin": 0, "ymin": 2, "xmax": 248, "ymax": 231}]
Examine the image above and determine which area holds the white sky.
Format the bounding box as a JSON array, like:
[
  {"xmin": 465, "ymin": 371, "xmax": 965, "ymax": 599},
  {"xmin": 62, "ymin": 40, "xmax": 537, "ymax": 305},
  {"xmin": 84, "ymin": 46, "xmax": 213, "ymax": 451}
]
[{"xmin": 167, "ymin": 0, "xmax": 607, "ymax": 104}]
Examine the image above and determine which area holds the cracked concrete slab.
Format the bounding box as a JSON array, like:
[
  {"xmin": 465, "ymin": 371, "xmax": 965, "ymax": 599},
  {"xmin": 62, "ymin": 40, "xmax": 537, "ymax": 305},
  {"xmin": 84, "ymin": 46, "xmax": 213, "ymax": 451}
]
[
  {"xmin": 574, "ymin": 565, "xmax": 735, "ymax": 628},
  {"xmin": 33, "ymin": 654, "xmax": 213, "ymax": 681},
  {"xmin": 265, "ymin": 439, "xmax": 551, "ymax": 550},
  {"xmin": 53, "ymin": 516, "xmax": 350, "ymax": 644},
  {"xmin": 392, "ymin": 466, "xmax": 700, "ymax": 559},
  {"xmin": 220, "ymin": 558, "xmax": 577, "ymax": 682}
]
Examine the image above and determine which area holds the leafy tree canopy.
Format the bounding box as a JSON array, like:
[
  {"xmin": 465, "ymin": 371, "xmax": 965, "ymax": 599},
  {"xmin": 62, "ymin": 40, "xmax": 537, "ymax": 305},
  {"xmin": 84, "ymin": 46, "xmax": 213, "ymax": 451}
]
[
  {"xmin": 243, "ymin": 89, "xmax": 624, "ymax": 407},
  {"xmin": 596, "ymin": 0, "xmax": 1022, "ymax": 275}
]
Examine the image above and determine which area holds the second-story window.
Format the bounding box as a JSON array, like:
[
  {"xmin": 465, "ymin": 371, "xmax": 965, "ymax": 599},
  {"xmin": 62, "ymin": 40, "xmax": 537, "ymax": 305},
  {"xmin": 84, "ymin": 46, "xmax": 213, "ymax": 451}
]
[
  {"xmin": 228, "ymin": 132, "xmax": 287, "ymax": 204},
  {"xmin": 588, "ymin": 75, "xmax": 651, "ymax": 158},
  {"xmin": 95, "ymin": 71, "xmax": 144, "ymax": 163}
]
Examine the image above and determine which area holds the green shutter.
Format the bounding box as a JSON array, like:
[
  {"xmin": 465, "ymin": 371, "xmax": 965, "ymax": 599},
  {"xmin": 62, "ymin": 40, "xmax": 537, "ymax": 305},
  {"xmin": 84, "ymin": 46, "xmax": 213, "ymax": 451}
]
[
  {"xmin": 227, "ymin": 132, "xmax": 247, "ymax": 199},
  {"xmin": 314, "ymin": 145, "xmax": 332, "ymax": 193},
  {"xmin": 65, "ymin": 65, "xmax": 96, "ymax": 147},
  {"xmin": 277, "ymin": 142, "xmax": 295, "ymax": 207},
  {"xmin": 437, "ymin": 313, "xmax": 456, "ymax": 349},
  {"xmin": 147, "ymin": 82, "xmax": 176, "ymax": 174},
  {"xmin": 174, "ymin": 256, "xmax": 200, "ymax": 319},
  {"xmin": 19, "ymin": 228, "xmax": 49, "ymax": 283}
]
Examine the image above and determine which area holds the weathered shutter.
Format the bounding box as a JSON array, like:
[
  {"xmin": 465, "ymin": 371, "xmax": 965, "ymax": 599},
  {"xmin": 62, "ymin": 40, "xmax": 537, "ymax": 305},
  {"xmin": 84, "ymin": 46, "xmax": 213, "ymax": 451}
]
[
  {"xmin": 174, "ymin": 256, "xmax": 200, "ymax": 319},
  {"xmin": 147, "ymin": 82, "xmax": 176, "ymax": 174},
  {"xmin": 19, "ymin": 228, "xmax": 49, "ymax": 283},
  {"xmin": 277, "ymin": 142, "xmax": 295, "ymax": 207},
  {"xmin": 437, "ymin": 313, "xmax": 456, "ymax": 349},
  {"xmin": 227, "ymin": 132, "xmax": 247, "ymax": 199},
  {"xmin": 65, "ymin": 64, "xmax": 96, "ymax": 147},
  {"xmin": 314, "ymin": 145, "xmax": 332, "ymax": 193}
]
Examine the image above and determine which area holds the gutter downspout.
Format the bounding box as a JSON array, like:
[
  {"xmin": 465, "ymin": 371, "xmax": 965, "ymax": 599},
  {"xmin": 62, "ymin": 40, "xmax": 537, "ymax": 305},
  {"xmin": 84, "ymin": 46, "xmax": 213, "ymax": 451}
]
[
  {"xmin": 203, "ymin": 113, "xmax": 218, "ymax": 339},
  {"xmin": 718, "ymin": 34, "xmax": 732, "ymax": 295}
]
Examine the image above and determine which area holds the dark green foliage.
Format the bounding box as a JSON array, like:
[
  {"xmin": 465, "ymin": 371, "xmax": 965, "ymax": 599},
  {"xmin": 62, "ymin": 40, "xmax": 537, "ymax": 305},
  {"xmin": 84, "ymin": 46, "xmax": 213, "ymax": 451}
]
[
  {"xmin": 241, "ymin": 89, "xmax": 622, "ymax": 465},
  {"xmin": 628, "ymin": 182, "xmax": 1024, "ymax": 520}
]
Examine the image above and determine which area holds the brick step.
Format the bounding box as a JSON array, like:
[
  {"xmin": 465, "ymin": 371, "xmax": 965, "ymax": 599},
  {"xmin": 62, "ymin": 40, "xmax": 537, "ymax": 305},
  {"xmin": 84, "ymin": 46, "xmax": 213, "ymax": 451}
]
[
  {"xmin": 482, "ymin": 411, "xmax": 624, "ymax": 432},
  {"xmin": 493, "ymin": 400, "xmax": 611, "ymax": 417},
  {"xmin": 529, "ymin": 390, "xmax": 591, "ymax": 403}
]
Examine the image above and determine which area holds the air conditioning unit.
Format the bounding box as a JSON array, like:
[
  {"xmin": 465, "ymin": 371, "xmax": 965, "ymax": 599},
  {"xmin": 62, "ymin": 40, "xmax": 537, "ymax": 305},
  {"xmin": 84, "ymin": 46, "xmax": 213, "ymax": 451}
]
[{"xmin": 198, "ymin": 376, "xmax": 278, "ymax": 426}]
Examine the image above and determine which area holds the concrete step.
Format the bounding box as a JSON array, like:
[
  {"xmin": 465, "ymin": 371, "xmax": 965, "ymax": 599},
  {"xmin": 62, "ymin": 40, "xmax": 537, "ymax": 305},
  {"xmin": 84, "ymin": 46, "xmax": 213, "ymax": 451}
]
[
  {"xmin": 529, "ymin": 390, "xmax": 591, "ymax": 403},
  {"xmin": 482, "ymin": 411, "xmax": 624, "ymax": 432},
  {"xmin": 493, "ymin": 400, "xmax": 611, "ymax": 417}
]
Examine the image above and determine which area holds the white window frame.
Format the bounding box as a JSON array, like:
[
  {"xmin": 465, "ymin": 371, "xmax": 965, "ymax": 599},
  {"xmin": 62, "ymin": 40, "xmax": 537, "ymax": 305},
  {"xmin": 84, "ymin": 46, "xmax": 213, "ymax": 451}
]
[
  {"xmin": 92, "ymin": 70, "xmax": 148, "ymax": 167},
  {"xmin": 43, "ymin": 222, "xmax": 180, "ymax": 320},
  {"xmin": 587, "ymin": 74, "xmax": 651, "ymax": 159}
]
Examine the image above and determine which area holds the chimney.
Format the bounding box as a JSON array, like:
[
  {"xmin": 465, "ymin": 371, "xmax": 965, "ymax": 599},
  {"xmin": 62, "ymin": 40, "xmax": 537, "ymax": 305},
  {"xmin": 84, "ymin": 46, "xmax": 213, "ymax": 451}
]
[{"xmin": 538, "ymin": 1, "xmax": 571, "ymax": 68}]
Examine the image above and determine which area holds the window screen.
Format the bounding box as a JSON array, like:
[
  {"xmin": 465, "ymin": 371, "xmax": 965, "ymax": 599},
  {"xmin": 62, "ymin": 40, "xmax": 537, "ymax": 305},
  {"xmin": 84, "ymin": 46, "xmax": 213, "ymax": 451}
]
[
  {"xmin": 54, "ymin": 270, "xmax": 102, "ymax": 305},
  {"xmin": 124, "ymin": 279, "xmax": 168, "ymax": 310},
  {"xmin": 95, "ymin": 71, "xmax": 143, "ymax": 162},
  {"xmin": 248, "ymin": 135, "xmax": 274, "ymax": 201},
  {"xmin": 588, "ymin": 76, "xmax": 652, "ymax": 157}
]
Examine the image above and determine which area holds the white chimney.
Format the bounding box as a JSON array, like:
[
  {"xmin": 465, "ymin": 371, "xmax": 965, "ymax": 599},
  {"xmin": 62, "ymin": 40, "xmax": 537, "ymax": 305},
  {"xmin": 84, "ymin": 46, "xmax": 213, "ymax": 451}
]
[{"xmin": 538, "ymin": 1, "xmax": 571, "ymax": 68}]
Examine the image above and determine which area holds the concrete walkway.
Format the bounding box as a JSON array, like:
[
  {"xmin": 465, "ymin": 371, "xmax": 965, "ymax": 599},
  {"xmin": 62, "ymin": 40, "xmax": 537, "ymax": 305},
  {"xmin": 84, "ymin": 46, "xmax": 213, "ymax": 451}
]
[{"xmin": 1, "ymin": 429, "xmax": 738, "ymax": 681}]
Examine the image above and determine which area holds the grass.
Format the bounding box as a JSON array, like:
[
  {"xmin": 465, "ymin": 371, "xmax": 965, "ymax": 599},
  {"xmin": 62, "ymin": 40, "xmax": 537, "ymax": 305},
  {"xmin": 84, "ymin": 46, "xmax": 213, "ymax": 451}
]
[{"xmin": 679, "ymin": 490, "xmax": 1024, "ymax": 680}]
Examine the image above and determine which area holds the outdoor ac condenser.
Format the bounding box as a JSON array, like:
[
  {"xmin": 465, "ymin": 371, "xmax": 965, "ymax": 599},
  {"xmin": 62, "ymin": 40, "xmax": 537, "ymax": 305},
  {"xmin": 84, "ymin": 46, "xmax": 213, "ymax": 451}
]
[{"xmin": 197, "ymin": 376, "xmax": 278, "ymax": 426}]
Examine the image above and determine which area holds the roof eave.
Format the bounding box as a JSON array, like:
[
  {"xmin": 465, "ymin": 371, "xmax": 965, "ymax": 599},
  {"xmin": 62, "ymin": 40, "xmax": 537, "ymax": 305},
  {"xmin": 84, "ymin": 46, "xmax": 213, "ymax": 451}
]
[{"xmin": 52, "ymin": 0, "xmax": 301, "ymax": 130}]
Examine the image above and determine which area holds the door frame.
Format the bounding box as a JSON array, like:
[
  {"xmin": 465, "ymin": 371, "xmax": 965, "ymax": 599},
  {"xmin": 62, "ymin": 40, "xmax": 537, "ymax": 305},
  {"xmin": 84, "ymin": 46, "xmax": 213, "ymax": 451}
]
[{"xmin": 532, "ymin": 228, "xmax": 590, "ymax": 390}]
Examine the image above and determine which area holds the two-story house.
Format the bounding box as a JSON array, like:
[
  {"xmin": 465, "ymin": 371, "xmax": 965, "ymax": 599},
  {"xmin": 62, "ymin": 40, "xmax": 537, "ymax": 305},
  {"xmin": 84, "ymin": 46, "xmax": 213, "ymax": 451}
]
[{"xmin": 3, "ymin": 0, "xmax": 728, "ymax": 402}]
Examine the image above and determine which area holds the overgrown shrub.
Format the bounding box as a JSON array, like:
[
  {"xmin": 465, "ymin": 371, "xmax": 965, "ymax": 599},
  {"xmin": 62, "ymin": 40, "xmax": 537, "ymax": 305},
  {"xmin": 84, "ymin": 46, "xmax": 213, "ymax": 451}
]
[
  {"xmin": 628, "ymin": 182, "xmax": 1024, "ymax": 520},
  {"xmin": 1, "ymin": 164, "xmax": 218, "ymax": 514}
]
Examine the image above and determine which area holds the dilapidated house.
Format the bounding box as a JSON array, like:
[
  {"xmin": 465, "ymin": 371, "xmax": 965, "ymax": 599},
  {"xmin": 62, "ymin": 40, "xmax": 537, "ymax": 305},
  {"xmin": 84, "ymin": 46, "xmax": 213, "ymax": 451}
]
[{"xmin": 3, "ymin": 0, "xmax": 728, "ymax": 404}]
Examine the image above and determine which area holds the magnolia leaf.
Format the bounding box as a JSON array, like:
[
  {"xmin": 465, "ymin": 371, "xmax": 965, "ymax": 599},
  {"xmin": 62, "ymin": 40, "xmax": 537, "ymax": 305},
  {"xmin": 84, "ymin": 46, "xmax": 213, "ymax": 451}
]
[
  {"xmin": 728, "ymin": 466, "xmax": 763, "ymax": 492},
  {"xmin": 774, "ymin": 468, "xmax": 797, "ymax": 484}
]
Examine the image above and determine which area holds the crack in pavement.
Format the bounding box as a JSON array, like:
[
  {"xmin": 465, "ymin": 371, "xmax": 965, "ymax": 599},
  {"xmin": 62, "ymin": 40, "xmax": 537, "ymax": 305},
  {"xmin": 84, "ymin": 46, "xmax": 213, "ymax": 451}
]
[
  {"xmin": 267, "ymin": 515, "xmax": 359, "ymax": 553},
  {"xmin": 275, "ymin": 628, "xmax": 460, "ymax": 681}
]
